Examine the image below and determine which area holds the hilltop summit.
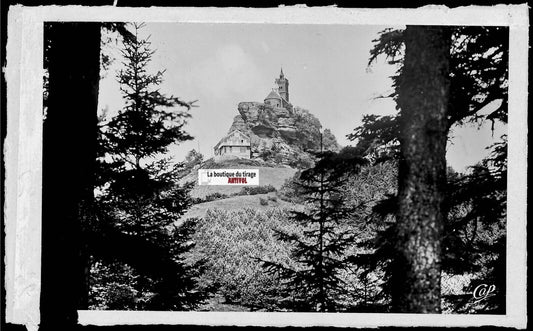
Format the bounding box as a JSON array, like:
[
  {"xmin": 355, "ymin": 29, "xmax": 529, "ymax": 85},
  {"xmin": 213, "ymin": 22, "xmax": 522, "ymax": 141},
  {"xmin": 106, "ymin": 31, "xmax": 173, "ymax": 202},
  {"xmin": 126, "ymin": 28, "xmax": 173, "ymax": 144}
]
[{"xmin": 213, "ymin": 70, "xmax": 340, "ymax": 168}]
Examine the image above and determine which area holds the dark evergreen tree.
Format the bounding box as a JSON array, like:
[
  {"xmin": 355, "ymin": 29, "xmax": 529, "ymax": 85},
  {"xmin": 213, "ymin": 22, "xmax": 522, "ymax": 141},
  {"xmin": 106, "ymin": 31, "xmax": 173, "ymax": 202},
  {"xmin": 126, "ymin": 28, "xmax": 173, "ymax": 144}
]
[
  {"xmin": 368, "ymin": 26, "xmax": 508, "ymax": 129},
  {"xmin": 42, "ymin": 22, "xmax": 102, "ymax": 328},
  {"xmin": 184, "ymin": 149, "xmax": 204, "ymax": 166},
  {"xmin": 261, "ymin": 150, "xmax": 366, "ymax": 312},
  {"xmin": 346, "ymin": 114, "xmax": 399, "ymax": 162},
  {"xmin": 89, "ymin": 23, "xmax": 206, "ymax": 310},
  {"xmin": 443, "ymin": 137, "xmax": 507, "ymax": 313},
  {"xmin": 392, "ymin": 25, "xmax": 452, "ymax": 313},
  {"xmin": 43, "ymin": 22, "xmax": 139, "ymax": 324},
  {"xmin": 346, "ymin": 25, "xmax": 508, "ymax": 313}
]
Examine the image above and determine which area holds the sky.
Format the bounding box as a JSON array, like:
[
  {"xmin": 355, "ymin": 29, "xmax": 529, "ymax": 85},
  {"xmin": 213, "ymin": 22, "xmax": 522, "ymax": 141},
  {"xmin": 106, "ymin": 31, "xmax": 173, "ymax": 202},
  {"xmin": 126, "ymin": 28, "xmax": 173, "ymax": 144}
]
[{"xmin": 98, "ymin": 23, "xmax": 506, "ymax": 173}]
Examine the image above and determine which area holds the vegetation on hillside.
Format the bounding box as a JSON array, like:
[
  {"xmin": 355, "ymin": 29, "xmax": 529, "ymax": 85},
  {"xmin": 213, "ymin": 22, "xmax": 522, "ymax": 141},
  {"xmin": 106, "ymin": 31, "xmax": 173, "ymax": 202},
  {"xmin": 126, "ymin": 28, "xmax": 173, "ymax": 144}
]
[{"xmin": 188, "ymin": 208, "xmax": 296, "ymax": 311}]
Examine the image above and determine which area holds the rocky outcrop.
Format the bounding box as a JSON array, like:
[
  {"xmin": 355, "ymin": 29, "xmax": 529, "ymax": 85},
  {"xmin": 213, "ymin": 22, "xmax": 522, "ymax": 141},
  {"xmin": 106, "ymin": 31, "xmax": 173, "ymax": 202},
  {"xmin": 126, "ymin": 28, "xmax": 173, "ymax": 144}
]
[{"xmin": 222, "ymin": 101, "xmax": 340, "ymax": 168}]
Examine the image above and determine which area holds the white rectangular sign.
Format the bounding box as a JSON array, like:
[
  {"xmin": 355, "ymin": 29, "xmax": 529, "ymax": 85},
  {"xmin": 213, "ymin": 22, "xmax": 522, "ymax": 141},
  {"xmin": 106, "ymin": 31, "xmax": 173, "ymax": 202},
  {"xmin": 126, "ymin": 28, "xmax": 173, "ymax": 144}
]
[{"xmin": 198, "ymin": 169, "xmax": 259, "ymax": 185}]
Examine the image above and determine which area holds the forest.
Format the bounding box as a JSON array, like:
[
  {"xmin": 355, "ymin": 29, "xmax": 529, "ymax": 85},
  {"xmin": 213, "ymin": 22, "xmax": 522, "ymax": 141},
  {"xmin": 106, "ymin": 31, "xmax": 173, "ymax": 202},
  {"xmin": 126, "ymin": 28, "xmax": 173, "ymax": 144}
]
[{"xmin": 42, "ymin": 22, "xmax": 508, "ymax": 319}]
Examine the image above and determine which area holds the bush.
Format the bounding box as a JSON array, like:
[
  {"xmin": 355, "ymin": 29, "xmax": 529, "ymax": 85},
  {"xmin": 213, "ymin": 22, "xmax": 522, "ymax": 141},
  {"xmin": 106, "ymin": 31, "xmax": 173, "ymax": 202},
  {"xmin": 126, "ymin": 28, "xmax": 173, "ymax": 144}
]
[
  {"xmin": 287, "ymin": 151, "xmax": 315, "ymax": 169},
  {"xmin": 277, "ymin": 171, "xmax": 306, "ymax": 203},
  {"xmin": 88, "ymin": 259, "xmax": 151, "ymax": 310},
  {"xmin": 202, "ymin": 157, "xmax": 264, "ymax": 168},
  {"xmin": 205, "ymin": 192, "xmax": 229, "ymax": 201},
  {"xmin": 259, "ymin": 197, "xmax": 269, "ymax": 206},
  {"xmin": 240, "ymin": 185, "xmax": 276, "ymax": 196},
  {"xmin": 193, "ymin": 192, "xmax": 229, "ymax": 204}
]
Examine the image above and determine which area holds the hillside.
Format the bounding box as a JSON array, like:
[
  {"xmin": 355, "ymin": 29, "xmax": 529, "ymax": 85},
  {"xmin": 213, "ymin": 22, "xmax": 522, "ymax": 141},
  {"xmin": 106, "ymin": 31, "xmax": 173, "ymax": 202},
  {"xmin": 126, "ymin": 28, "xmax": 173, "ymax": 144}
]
[
  {"xmin": 180, "ymin": 158, "xmax": 298, "ymax": 199},
  {"xmin": 177, "ymin": 69, "xmax": 336, "ymax": 219},
  {"xmin": 176, "ymin": 156, "xmax": 301, "ymax": 222},
  {"xmin": 183, "ymin": 192, "xmax": 298, "ymax": 219}
]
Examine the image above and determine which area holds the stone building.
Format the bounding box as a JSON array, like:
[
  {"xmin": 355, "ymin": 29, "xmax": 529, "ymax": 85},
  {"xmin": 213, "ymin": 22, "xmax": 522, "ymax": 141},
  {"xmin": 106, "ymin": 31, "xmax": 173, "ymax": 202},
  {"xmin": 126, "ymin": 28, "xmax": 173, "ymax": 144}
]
[
  {"xmin": 213, "ymin": 69, "xmax": 294, "ymax": 162},
  {"xmin": 264, "ymin": 68, "xmax": 291, "ymax": 109},
  {"xmin": 213, "ymin": 129, "xmax": 251, "ymax": 161}
]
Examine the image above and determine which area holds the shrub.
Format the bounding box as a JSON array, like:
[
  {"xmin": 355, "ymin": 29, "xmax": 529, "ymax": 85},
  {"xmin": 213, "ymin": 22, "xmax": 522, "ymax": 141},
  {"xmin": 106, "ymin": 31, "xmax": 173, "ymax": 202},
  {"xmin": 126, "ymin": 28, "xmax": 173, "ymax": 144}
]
[
  {"xmin": 193, "ymin": 192, "xmax": 229, "ymax": 204},
  {"xmin": 240, "ymin": 185, "xmax": 276, "ymax": 196},
  {"xmin": 205, "ymin": 192, "xmax": 229, "ymax": 202},
  {"xmin": 277, "ymin": 171, "xmax": 306, "ymax": 203},
  {"xmin": 259, "ymin": 197, "xmax": 269, "ymax": 206},
  {"xmin": 287, "ymin": 151, "xmax": 315, "ymax": 169},
  {"xmin": 88, "ymin": 259, "xmax": 151, "ymax": 310}
]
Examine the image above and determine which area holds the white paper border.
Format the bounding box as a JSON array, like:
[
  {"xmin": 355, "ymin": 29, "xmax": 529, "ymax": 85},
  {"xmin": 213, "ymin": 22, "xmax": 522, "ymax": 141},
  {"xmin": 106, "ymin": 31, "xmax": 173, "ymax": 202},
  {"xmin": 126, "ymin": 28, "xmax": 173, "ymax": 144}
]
[
  {"xmin": 4, "ymin": 4, "xmax": 528, "ymax": 330},
  {"xmin": 5, "ymin": 5, "xmax": 44, "ymax": 331}
]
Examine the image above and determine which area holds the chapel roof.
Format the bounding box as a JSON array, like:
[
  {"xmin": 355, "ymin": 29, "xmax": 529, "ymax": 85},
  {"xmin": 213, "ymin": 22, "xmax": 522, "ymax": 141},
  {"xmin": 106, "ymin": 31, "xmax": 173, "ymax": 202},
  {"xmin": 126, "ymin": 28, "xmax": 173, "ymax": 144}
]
[{"xmin": 264, "ymin": 89, "xmax": 282, "ymax": 100}]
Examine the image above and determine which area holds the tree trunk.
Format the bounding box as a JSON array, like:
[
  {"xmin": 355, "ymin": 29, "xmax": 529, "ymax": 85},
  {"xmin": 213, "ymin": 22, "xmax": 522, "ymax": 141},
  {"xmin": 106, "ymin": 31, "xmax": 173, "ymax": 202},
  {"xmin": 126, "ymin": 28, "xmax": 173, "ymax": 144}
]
[
  {"xmin": 41, "ymin": 22, "xmax": 100, "ymax": 329},
  {"xmin": 392, "ymin": 26, "xmax": 451, "ymax": 313}
]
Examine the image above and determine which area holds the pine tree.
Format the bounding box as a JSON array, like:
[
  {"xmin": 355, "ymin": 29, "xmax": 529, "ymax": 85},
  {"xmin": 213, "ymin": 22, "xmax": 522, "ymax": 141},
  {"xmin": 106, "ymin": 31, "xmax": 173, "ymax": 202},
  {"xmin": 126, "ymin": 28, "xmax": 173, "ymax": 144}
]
[
  {"xmin": 443, "ymin": 137, "xmax": 507, "ymax": 313},
  {"xmin": 42, "ymin": 22, "xmax": 102, "ymax": 327},
  {"xmin": 262, "ymin": 149, "xmax": 366, "ymax": 312},
  {"xmin": 89, "ymin": 22, "xmax": 205, "ymax": 310},
  {"xmin": 392, "ymin": 25, "xmax": 452, "ymax": 313},
  {"xmin": 346, "ymin": 25, "xmax": 508, "ymax": 313}
]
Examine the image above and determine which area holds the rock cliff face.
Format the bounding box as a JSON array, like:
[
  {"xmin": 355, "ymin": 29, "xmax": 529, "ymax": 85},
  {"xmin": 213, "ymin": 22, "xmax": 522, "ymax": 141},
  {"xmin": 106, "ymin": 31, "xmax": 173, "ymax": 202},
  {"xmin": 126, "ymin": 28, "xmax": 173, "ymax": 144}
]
[{"xmin": 224, "ymin": 101, "xmax": 340, "ymax": 168}]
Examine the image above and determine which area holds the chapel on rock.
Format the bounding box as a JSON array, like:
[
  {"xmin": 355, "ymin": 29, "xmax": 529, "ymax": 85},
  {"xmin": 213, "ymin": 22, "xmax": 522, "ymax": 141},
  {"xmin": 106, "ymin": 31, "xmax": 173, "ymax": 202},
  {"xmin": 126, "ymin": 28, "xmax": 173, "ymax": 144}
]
[
  {"xmin": 213, "ymin": 69, "xmax": 291, "ymax": 161},
  {"xmin": 264, "ymin": 68, "xmax": 291, "ymax": 109}
]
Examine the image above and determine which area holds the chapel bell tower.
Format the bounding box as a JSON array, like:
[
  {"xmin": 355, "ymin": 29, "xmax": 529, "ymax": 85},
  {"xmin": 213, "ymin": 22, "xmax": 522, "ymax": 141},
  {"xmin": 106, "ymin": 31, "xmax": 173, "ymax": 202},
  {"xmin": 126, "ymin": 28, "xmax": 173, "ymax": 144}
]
[{"xmin": 275, "ymin": 68, "xmax": 289, "ymax": 103}]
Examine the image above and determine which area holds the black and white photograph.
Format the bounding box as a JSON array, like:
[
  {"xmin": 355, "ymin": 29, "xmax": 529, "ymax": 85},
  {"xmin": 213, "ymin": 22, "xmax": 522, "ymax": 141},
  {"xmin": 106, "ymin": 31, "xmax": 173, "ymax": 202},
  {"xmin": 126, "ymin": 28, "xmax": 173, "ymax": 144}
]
[{"xmin": 2, "ymin": 4, "xmax": 528, "ymax": 330}]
